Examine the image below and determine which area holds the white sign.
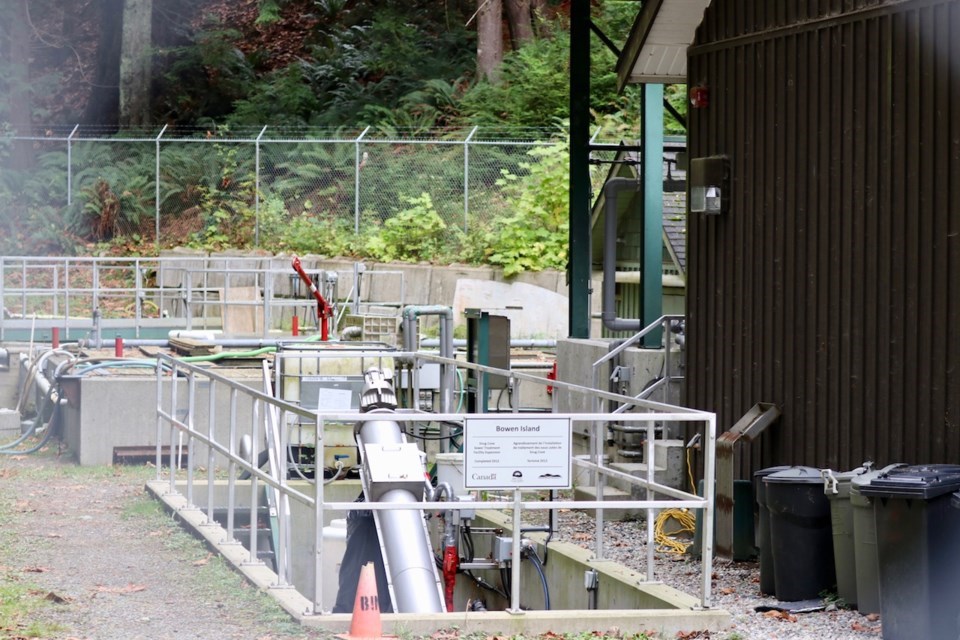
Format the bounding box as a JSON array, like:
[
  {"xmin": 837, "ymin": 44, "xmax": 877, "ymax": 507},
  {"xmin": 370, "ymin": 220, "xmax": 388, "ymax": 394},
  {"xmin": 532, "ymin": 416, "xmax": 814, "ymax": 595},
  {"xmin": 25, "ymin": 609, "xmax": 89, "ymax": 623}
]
[{"xmin": 463, "ymin": 417, "xmax": 571, "ymax": 489}]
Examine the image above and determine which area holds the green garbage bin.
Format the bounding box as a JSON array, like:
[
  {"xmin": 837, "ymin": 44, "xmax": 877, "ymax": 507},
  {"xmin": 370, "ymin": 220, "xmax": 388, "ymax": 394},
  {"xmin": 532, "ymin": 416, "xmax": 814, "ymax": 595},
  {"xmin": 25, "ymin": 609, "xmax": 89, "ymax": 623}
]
[
  {"xmin": 691, "ymin": 479, "xmax": 755, "ymax": 560},
  {"xmin": 764, "ymin": 466, "xmax": 835, "ymax": 601},
  {"xmin": 859, "ymin": 464, "xmax": 960, "ymax": 640},
  {"xmin": 821, "ymin": 464, "xmax": 871, "ymax": 607},
  {"xmin": 848, "ymin": 463, "xmax": 906, "ymax": 616},
  {"xmin": 754, "ymin": 465, "xmax": 790, "ymax": 596}
]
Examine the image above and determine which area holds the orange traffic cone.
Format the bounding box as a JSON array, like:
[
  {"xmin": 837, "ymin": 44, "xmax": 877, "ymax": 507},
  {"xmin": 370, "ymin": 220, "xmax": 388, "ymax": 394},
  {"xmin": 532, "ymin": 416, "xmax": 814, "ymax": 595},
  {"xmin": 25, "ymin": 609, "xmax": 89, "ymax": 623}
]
[{"xmin": 338, "ymin": 562, "xmax": 395, "ymax": 640}]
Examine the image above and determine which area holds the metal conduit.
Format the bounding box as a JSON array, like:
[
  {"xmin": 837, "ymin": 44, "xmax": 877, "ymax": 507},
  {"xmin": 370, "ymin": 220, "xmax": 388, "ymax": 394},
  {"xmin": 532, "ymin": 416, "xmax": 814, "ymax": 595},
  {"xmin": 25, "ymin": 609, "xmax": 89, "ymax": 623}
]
[
  {"xmin": 602, "ymin": 178, "xmax": 644, "ymax": 333},
  {"xmin": 402, "ymin": 306, "xmax": 455, "ymax": 448}
]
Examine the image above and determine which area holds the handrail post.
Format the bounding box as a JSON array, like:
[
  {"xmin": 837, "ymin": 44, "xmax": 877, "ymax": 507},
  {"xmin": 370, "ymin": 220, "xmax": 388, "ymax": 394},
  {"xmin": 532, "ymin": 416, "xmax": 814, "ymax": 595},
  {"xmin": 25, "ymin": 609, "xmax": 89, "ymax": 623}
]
[
  {"xmin": 701, "ymin": 414, "xmax": 717, "ymax": 608},
  {"xmin": 155, "ymin": 124, "xmax": 168, "ymax": 248},
  {"xmin": 155, "ymin": 357, "xmax": 164, "ymax": 481},
  {"xmin": 227, "ymin": 387, "xmax": 238, "ymax": 541},
  {"xmin": 206, "ymin": 376, "xmax": 217, "ymax": 525},
  {"xmin": 313, "ymin": 414, "xmax": 324, "ymax": 613},
  {"xmin": 134, "ymin": 258, "xmax": 142, "ymax": 338},
  {"xmin": 186, "ymin": 370, "xmax": 197, "ymax": 507},
  {"xmin": 354, "ymin": 126, "xmax": 370, "ymax": 233},
  {"xmin": 247, "ymin": 399, "xmax": 262, "ymax": 565},
  {"xmin": 168, "ymin": 361, "xmax": 179, "ymax": 495}
]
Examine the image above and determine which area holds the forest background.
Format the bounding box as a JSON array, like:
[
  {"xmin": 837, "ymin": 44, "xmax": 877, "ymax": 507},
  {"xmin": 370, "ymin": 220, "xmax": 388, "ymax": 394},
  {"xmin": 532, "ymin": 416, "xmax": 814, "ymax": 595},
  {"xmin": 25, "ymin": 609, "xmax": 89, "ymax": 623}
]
[{"xmin": 0, "ymin": 0, "xmax": 686, "ymax": 274}]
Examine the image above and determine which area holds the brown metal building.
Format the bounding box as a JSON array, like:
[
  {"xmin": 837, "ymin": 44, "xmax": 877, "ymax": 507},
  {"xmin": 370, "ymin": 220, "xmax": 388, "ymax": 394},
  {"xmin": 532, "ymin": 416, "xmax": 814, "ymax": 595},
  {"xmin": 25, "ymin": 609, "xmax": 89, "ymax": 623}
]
[{"xmin": 679, "ymin": 0, "xmax": 960, "ymax": 476}]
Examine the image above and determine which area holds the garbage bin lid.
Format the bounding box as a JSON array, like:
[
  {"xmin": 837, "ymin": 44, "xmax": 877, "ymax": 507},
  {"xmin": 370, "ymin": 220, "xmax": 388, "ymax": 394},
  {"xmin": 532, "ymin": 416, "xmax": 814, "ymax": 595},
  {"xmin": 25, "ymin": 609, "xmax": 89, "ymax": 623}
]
[
  {"xmin": 858, "ymin": 464, "xmax": 960, "ymax": 500},
  {"xmin": 822, "ymin": 463, "xmax": 873, "ymax": 496},
  {"xmin": 753, "ymin": 465, "xmax": 792, "ymax": 480},
  {"xmin": 763, "ymin": 466, "xmax": 823, "ymax": 484},
  {"xmin": 850, "ymin": 463, "xmax": 908, "ymax": 491}
]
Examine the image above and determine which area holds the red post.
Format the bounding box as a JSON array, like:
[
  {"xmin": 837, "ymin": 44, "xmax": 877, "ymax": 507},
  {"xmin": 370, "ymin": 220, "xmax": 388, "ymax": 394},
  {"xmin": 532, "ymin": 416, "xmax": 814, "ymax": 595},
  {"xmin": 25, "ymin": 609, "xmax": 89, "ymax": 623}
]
[
  {"xmin": 52, "ymin": 327, "xmax": 60, "ymax": 349},
  {"xmin": 292, "ymin": 314, "xmax": 299, "ymax": 337},
  {"xmin": 115, "ymin": 336, "xmax": 124, "ymax": 357},
  {"xmin": 291, "ymin": 256, "xmax": 332, "ymax": 341}
]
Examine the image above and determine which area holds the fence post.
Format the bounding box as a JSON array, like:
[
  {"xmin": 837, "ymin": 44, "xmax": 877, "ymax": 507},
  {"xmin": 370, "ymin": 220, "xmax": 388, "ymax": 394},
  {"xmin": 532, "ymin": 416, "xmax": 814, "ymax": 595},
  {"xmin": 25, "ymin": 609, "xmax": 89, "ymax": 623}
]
[
  {"xmin": 155, "ymin": 124, "xmax": 168, "ymax": 248},
  {"xmin": 66, "ymin": 125, "xmax": 78, "ymax": 207},
  {"xmin": 254, "ymin": 126, "xmax": 267, "ymax": 247},
  {"xmin": 463, "ymin": 126, "xmax": 478, "ymax": 233},
  {"xmin": 354, "ymin": 126, "xmax": 370, "ymax": 233}
]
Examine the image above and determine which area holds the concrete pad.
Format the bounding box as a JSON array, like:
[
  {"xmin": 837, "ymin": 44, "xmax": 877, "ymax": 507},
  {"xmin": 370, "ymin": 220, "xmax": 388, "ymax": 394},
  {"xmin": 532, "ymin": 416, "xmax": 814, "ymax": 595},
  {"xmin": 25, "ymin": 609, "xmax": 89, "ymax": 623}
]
[{"xmin": 453, "ymin": 279, "xmax": 569, "ymax": 338}]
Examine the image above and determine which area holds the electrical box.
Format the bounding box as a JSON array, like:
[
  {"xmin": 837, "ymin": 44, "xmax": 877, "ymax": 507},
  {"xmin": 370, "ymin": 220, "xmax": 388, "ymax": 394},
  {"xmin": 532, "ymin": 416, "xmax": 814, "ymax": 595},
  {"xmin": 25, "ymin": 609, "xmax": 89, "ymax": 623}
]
[
  {"xmin": 689, "ymin": 155, "xmax": 731, "ymax": 215},
  {"xmin": 465, "ymin": 308, "xmax": 511, "ymax": 412},
  {"xmin": 362, "ymin": 442, "xmax": 427, "ymax": 501}
]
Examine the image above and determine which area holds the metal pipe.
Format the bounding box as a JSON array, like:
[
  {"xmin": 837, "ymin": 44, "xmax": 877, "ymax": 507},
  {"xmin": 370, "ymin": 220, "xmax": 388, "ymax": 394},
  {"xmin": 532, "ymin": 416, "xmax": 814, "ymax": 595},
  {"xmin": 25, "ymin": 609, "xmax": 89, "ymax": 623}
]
[
  {"xmin": 291, "ymin": 256, "xmax": 331, "ymax": 341},
  {"xmin": 419, "ymin": 338, "xmax": 558, "ymax": 348},
  {"xmin": 354, "ymin": 414, "xmax": 445, "ymax": 614},
  {"xmin": 602, "ymin": 177, "xmax": 644, "ymax": 332},
  {"xmin": 355, "ymin": 371, "xmax": 444, "ymax": 614},
  {"xmin": 402, "ymin": 306, "xmax": 455, "ymax": 447}
]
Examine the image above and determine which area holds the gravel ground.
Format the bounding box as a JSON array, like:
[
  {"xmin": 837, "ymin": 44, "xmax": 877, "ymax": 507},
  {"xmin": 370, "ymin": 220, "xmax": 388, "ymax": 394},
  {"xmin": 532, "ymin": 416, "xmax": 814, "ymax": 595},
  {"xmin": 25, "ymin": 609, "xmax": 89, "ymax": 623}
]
[
  {"xmin": 547, "ymin": 509, "xmax": 884, "ymax": 640},
  {"xmin": 0, "ymin": 448, "xmax": 325, "ymax": 640},
  {"xmin": 0, "ymin": 447, "xmax": 884, "ymax": 640}
]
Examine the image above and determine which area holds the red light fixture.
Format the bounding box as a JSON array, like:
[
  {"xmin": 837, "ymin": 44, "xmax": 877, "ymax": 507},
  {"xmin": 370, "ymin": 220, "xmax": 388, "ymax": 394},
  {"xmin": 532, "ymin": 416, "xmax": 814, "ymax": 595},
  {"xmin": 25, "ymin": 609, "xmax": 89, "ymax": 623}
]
[{"xmin": 689, "ymin": 85, "xmax": 710, "ymax": 109}]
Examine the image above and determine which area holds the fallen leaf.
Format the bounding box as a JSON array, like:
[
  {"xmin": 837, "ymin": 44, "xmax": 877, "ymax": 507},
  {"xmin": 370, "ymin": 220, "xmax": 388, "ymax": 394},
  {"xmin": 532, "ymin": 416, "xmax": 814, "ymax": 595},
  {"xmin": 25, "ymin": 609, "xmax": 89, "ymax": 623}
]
[
  {"xmin": 866, "ymin": 613, "xmax": 880, "ymax": 622},
  {"xmin": 192, "ymin": 553, "xmax": 213, "ymax": 566},
  {"xmin": 572, "ymin": 532, "xmax": 591, "ymax": 541},
  {"xmin": 47, "ymin": 533, "xmax": 63, "ymax": 538},
  {"xmin": 720, "ymin": 587, "xmax": 735, "ymax": 595}
]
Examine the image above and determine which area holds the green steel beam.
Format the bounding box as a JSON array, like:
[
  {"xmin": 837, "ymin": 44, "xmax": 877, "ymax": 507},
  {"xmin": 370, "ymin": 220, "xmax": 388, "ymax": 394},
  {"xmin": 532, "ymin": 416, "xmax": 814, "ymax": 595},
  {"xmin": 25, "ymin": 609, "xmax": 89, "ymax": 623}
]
[
  {"xmin": 569, "ymin": 0, "xmax": 591, "ymax": 339},
  {"xmin": 642, "ymin": 83, "xmax": 664, "ymax": 347}
]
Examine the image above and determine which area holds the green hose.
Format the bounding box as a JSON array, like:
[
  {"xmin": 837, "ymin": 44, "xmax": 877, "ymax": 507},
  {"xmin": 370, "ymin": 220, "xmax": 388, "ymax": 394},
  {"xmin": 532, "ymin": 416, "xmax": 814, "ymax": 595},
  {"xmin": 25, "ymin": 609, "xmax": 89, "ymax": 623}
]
[{"xmin": 181, "ymin": 346, "xmax": 277, "ymax": 363}]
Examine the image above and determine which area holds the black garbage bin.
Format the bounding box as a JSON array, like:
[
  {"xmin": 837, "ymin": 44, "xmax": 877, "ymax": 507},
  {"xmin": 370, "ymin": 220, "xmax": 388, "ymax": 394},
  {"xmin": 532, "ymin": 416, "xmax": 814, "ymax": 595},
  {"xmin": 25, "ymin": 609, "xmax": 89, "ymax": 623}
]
[
  {"xmin": 764, "ymin": 466, "xmax": 835, "ymax": 601},
  {"xmin": 754, "ymin": 465, "xmax": 790, "ymax": 595},
  {"xmin": 859, "ymin": 465, "xmax": 960, "ymax": 640}
]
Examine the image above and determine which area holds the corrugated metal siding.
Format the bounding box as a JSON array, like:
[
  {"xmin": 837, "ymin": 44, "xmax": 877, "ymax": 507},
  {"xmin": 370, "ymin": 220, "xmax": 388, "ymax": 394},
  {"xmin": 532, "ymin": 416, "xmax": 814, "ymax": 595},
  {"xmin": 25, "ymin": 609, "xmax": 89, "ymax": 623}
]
[{"xmin": 686, "ymin": 0, "xmax": 960, "ymax": 476}]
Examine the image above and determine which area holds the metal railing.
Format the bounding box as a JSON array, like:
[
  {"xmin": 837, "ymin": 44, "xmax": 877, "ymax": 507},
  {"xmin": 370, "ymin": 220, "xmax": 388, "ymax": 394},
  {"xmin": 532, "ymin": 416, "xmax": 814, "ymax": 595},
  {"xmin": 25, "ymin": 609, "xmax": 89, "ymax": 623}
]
[
  {"xmin": 151, "ymin": 349, "xmax": 717, "ymax": 614},
  {"xmin": 0, "ymin": 255, "xmax": 404, "ymax": 341}
]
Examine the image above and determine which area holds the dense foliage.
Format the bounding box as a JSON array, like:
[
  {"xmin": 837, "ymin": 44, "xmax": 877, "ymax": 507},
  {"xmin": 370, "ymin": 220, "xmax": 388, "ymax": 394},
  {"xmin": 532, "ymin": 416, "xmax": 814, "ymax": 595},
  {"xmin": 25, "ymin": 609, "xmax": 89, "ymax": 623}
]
[{"xmin": 0, "ymin": 0, "xmax": 688, "ymax": 273}]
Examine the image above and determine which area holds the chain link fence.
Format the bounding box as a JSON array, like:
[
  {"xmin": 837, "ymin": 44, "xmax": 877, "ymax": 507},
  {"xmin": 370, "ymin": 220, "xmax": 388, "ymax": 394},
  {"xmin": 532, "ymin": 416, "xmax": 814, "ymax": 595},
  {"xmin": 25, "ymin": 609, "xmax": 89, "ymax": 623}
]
[{"xmin": 1, "ymin": 126, "xmax": 586, "ymax": 252}]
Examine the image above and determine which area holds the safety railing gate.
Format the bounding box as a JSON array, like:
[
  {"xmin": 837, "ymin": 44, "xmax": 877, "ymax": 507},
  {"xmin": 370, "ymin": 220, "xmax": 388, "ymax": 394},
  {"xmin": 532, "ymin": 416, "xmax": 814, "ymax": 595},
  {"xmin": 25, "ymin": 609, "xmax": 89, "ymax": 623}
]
[{"xmin": 153, "ymin": 350, "xmax": 716, "ymax": 615}]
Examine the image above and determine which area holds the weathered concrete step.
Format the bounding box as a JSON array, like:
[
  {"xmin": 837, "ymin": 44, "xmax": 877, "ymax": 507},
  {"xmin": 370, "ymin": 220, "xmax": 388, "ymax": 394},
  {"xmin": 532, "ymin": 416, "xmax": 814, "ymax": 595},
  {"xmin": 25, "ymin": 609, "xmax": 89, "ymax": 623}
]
[
  {"xmin": 609, "ymin": 462, "xmax": 669, "ymax": 498},
  {"xmin": 574, "ymin": 485, "xmax": 641, "ymax": 521}
]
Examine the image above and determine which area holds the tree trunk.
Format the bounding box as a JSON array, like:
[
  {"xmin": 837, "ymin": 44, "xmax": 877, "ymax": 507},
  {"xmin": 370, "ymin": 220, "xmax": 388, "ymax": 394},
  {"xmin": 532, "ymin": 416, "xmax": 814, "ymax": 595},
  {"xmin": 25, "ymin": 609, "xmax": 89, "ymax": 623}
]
[
  {"xmin": 82, "ymin": 0, "xmax": 123, "ymax": 127},
  {"xmin": 530, "ymin": 0, "xmax": 549, "ymax": 36},
  {"xmin": 119, "ymin": 0, "xmax": 152, "ymax": 127},
  {"xmin": 504, "ymin": 0, "xmax": 534, "ymax": 49},
  {"xmin": 3, "ymin": 0, "xmax": 35, "ymax": 168},
  {"xmin": 476, "ymin": 0, "xmax": 503, "ymax": 82}
]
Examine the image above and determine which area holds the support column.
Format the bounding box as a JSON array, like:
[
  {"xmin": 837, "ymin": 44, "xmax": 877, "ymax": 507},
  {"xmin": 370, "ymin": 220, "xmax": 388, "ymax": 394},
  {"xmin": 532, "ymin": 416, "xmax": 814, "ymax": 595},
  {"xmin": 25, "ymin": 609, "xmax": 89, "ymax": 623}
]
[
  {"xmin": 568, "ymin": 0, "xmax": 591, "ymax": 339},
  {"xmin": 642, "ymin": 84, "xmax": 664, "ymax": 347}
]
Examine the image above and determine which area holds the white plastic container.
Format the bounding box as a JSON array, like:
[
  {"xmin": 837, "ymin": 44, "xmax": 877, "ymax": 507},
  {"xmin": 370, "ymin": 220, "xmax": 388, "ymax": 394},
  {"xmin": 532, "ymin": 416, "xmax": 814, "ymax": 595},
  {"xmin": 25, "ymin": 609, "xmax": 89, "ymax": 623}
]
[{"xmin": 320, "ymin": 518, "xmax": 347, "ymax": 611}]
